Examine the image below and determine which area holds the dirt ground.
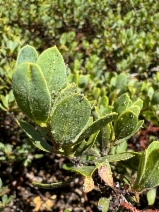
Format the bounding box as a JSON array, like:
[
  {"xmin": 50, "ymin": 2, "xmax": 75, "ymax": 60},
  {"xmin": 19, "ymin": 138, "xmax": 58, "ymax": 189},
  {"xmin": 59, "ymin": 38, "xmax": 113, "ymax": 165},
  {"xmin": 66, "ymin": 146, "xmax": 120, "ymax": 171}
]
[{"xmin": 1, "ymin": 111, "xmax": 159, "ymax": 212}]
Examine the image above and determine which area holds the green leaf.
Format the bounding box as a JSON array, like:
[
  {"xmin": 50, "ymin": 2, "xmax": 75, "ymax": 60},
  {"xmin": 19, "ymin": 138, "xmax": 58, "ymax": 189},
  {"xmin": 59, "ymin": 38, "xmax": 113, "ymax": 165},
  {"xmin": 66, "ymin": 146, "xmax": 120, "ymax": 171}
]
[
  {"xmin": 98, "ymin": 124, "xmax": 112, "ymax": 153},
  {"xmin": 77, "ymin": 113, "xmax": 117, "ymax": 142},
  {"xmin": 114, "ymin": 120, "xmax": 144, "ymax": 145},
  {"xmin": 96, "ymin": 152, "xmax": 135, "ymax": 163},
  {"xmin": 50, "ymin": 94, "xmax": 91, "ymax": 146},
  {"xmin": 151, "ymin": 92, "xmax": 159, "ymax": 105},
  {"xmin": 133, "ymin": 141, "xmax": 159, "ymax": 192},
  {"xmin": 51, "ymin": 83, "xmax": 77, "ymax": 115},
  {"xmin": 37, "ymin": 46, "xmax": 66, "ymax": 96},
  {"xmin": 128, "ymin": 105, "xmax": 140, "ymax": 116},
  {"xmin": 12, "ymin": 62, "xmax": 51, "ymax": 125},
  {"xmin": 132, "ymin": 99, "xmax": 143, "ymax": 110},
  {"xmin": 70, "ymin": 166, "xmax": 97, "ymax": 177},
  {"xmin": 5, "ymin": 195, "xmax": 13, "ymax": 204},
  {"xmin": 16, "ymin": 45, "xmax": 38, "ymax": 67},
  {"xmin": 114, "ymin": 110, "xmax": 138, "ymax": 140},
  {"xmin": 0, "ymin": 178, "xmax": 2, "ymax": 188},
  {"xmin": 74, "ymin": 117, "xmax": 93, "ymax": 143},
  {"xmin": 147, "ymin": 188, "xmax": 156, "ymax": 206},
  {"xmin": 116, "ymin": 73, "xmax": 128, "ymax": 89},
  {"xmin": 1, "ymin": 94, "xmax": 9, "ymax": 109},
  {"xmin": 119, "ymin": 152, "xmax": 141, "ymax": 171},
  {"xmin": 18, "ymin": 121, "xmax": 52, "ymax": 153},
  {"xmin": 113, "ymin": 93, "xmax": 131, "ymax": 115},
  {"xmin": 33, "ymin": 178, "xmax": 73, "ymax": 189},
  {"xmin": 2, "ymin": 195, "xmax": 7, "ymax": 204},
  {"xmin": 64, "ymin": 210, "xmax": 71, "ymax": 212},
  {"xmin": 98, "ymin": 197, "xmax": 110, "ymax": 212}
]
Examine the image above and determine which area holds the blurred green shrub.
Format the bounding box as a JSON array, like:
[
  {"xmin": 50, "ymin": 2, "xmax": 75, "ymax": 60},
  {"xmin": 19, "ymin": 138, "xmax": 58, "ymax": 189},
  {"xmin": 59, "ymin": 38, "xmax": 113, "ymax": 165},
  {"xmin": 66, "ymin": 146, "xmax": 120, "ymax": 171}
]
[
  {"xmin": 0, "ymin": 178, "xmax": 13, "ymax": 211},
  {"xmin": 1, "ymin": 0, "xmax": 159, "ymax": 75}
]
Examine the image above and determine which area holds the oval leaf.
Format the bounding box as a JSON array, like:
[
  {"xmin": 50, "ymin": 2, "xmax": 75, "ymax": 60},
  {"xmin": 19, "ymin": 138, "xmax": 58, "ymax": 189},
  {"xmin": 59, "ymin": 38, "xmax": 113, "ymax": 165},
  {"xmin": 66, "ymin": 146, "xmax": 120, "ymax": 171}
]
[
  {"xmin": 12, "ymin": 62, "xmax": 51, "ymax": 125},
  {"xmin": 133, "ymin": 141, "xmax": 159, "ymax": 192},
  {"xmin": 113, "ymin": 93, "xmax": 132, "ymax": 115},
  {"xmin": 115, "ymin": 110, "xmax": 138, "ymax": 140},
  {"xmin": 50, "ymin": 94, "xmax": 91, "ymax": 146},
  {"xmin": 37, "ymin": 46, "xmax": 66, "ymax": 96},
  {"xmin": 16, "ymin": 45, "xmax": 38, "ymax": 67},
  {"xmin": 51, "ymin": 83, "xmax": 77, "ymax": 115}
]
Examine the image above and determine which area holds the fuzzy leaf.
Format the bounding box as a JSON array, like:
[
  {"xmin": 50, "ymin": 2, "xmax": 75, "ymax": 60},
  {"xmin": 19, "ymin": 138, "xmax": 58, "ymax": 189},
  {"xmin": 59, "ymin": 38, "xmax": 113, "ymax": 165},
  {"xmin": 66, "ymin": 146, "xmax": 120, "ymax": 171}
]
[
  {"xmin": 18, "ymin": 121, "xmax": 52, "ymax": 152},
  {"xmin": 12, "ymin": 62, "xmax": 51, "ymax": 125},
  {"xmin": 133, "ymin": 141, "xmax": 159, "ymax": 192},
  {"xmin": 132, "ymin": 99, "xmax": 143, "ymax": 110},
  {"xmin": 37, "ymin": 46, "xmax": 66, "ymax": 96},
  {"xmin": 51, "ymin": 83, "xmax": 77, "ymax": 114},
  {"xmin": 114, "ymin": 120, "xmax": 144, "ymax": 145},
  {"xmin": 113, "ymin": 93, "xmax": 131, "ymax": 115},
  {"xmin": 128, "ymin": 105, "xmax": 141, "ymax": 116},
  {"xmin": 114, "ymin": 110, "xmax": 138, "ymax": 140},
  {"xmin": 50, "ymin": 94, "xmax": 91, "ymax": 146},
  {"xmin": 16, "ymin": 45, "xmax": 38, "ymax": 67},
  {"xmin": 77, "ymin": 113, "xmax": 117, "ymax": 142}
]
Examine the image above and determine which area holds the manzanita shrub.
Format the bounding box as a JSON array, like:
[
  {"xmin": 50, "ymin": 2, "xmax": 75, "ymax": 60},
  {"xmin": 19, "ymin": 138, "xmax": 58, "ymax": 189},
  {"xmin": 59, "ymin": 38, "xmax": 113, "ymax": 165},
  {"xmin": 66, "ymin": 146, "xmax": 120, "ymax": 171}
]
[{"xmin": 12, "ymin": 45, "xmax": 159, "ymax": 211}]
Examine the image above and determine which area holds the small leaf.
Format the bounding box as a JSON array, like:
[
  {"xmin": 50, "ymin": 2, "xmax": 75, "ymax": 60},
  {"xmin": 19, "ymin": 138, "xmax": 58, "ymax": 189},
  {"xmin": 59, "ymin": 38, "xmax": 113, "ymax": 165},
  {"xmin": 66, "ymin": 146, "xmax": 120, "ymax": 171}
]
[
  {"xmin": 133, "ymin": 141, "xmax": 159, "ymax": 192},
  {"xmin": 1, "ymin": 94, "xmax": 9, "ymax": 109},
  {"xmin": 75, "ymin": 131, "xmax": 99, "ymax": 155},
  {"xmin": 12, "ymin": 62, "xmax": 51, "ymax": 125},
  {"xmin": 119, "ymin": 152, "xmax": 141, "ymax": 171},
  {"xmin": 132, "ymin": 99, "xmax": 143, "ymax": 110},
  {"xmin": 16, "ymin": 45, "xmax": 38, "ymax": 67},
  {"xmin": 116, "ymin": 73, "xmax": 128, "ymax": 89},
  {"xmin": 74, "ymin": 117, "xmax": 93, "ymax": 143},
  {"xmin": 18, "ymin": 121, "xmax": 52, "ymax": 152},
  {"xmin": 5, "ymin": 195, "xmax": 13, "ymax": 204},
  {"xmin": 95, "ymin": 161, "xmax": 113, "ymax": 186},
  {"xmin": 96, "ymin": 152, "xmax": 135, "ymax": 163},
  {"xmin": 98, "ymin": 197, "xmax": 110, "ymax": 212},
  {"xmin": 114, "ymin": 110, "xmax": 138, "ymax": 140},
  {"xmin": 98, "ymin": 164, "xmax": 113, "ymax": 187},
  {"xmin": 151, "ymin": 92, "xmax": 159, "ymax": 105},
  {"xmin": 114, "ymin": 120, "xmax": 144, "ymax": 145},
  {"xmin": 128, "ymin": 105, "xmax": 140, "ymax": 116},
  {"xmin": 0, "ymin": 178, "xmax": 2, "ymax": 188},
  {"xmin": 2, "ymin": 195, "xmax": 8, "ymax": 204},
  {"xmin": 113, "ymin": 93, "xmax": 131, "ymax": 115},
  {"xmin": 77, "ymin": 113, "xmax": 117, "ymax": 142},
  {"xmin": 147, "ymin": 188, "xmax": 156, "ymax": 206},
  {"xmin": 70, "ymin": 166, "xmax": 97, "ymax": 177},
  {"xmin": 50, "ymin": 94, "xmax": 91, "ymax": 146},
  {"xmin": 83, "ymin": 176, "xmax": 94, "ymax": 193},
  {"xmin": 51, "ymin": 83, "xmax": 76, "ymax": 115},
  {"xmin": 37, "ymin": 46, "xmax": 66, "ymax": 96},
  {"xmin": 33, "ymin": 178, "xmax": 73, "ymax": 189}
]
